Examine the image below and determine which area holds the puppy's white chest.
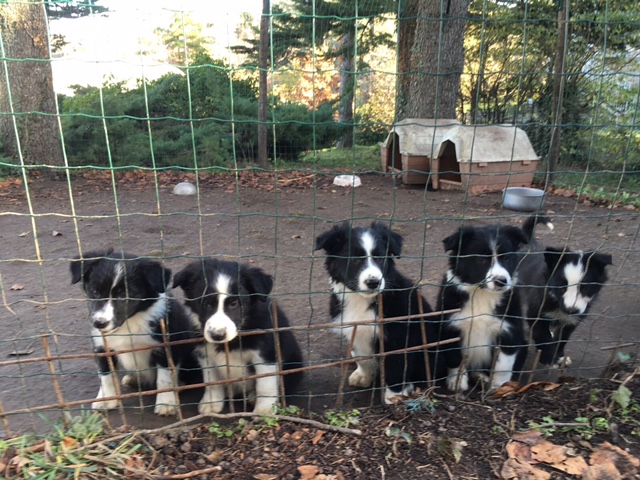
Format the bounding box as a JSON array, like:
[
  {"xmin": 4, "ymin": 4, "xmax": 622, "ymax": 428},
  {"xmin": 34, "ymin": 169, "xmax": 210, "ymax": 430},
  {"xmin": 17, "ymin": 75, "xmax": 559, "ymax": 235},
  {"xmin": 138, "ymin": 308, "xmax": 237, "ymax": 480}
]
[
  {"xmin": 198, "ymin": 344, "xmax": 258, "ymax": 395},
  {"xmin": 332, "ymin": 285, "xmax": 378, "ymax": 342},
  {"xmin": 450, "ymin": 290, "xmax": 509, "ymax": 368}
]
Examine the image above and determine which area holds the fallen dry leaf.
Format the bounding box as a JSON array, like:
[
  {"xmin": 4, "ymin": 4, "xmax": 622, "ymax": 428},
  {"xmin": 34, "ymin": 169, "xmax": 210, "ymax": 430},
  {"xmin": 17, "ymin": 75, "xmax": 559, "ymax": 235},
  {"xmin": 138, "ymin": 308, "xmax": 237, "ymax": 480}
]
[
  {"xmin": 18, "ymin": 232, "xmax": 29, "ymax": 237},
  {"xmin": 297, "ymin": 465, "xmax": 319, "ymax": 480},
  {"xmin": 583, "ymin": 461, "xmax": 622, "ymax": 480},
  {"xmin": 531, "ymin": 440, "xmax": 567, "ymax": 464},
  {"xmin": 492, "ymin": 381, "xmax": 521, "ymax": 397},
  {"xmin": 506, "ymin": 439, "xmax": 534, "ymax": 462},
  {"xmin": 500, "ymin": 458, "xmax": 551, "ymax": 480},
  {"xmin": 590, "ymin": 441, "xmax": 639, "ymax": 473},
  {"xmin": 551, "ymin": 455, "xmax": 588, "ymax": 476},
  {"xmin": 60, "ymin": 436, "xmax": 77, "ymax": 450},
  {"xmin": 493, "ymin": 381, "xmax": 561, "ymax": 398},
  {"xmin": 9, "ymin": 284, "xmax": 24, "ymax": 291},
  {"xmin": 253, "ymin": 474, "xmax": 277, "ymax": 480},
  {"xmin": 516, "ymin": 381, "xmax": 561, "ymax": 394},
  {"xmin": 511, "ymin": 429, "xmax": 545, "ymax": 446},
  {"xmin": 312, "ymin": 430, "xmax": 325, "ymax": 445},
  {"xmin": 52, "ymin": 230, "xmax": 62, "ymax": 236}
]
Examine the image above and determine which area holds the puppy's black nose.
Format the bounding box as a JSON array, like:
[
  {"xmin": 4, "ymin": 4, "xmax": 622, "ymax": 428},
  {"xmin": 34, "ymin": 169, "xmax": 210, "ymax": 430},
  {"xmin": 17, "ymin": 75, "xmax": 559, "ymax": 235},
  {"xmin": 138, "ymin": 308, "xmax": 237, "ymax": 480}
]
[
  {"xmin": 565, "ymin": 306, "xmax": 580, "ymax": 315},
  {"xmin": 93, "ymin": 320, "xmax": 109, "ymax": 330},
  {"xmin": 493, "ymin": 276, "xmax": 508, "ymax": 288},
  {"xmin": 208, "ymin": 329, "xmax": 227, "ymax": 342},
  {"xmin": 364, "ymin": 278, "xmax": 381, "ymax": 290}
]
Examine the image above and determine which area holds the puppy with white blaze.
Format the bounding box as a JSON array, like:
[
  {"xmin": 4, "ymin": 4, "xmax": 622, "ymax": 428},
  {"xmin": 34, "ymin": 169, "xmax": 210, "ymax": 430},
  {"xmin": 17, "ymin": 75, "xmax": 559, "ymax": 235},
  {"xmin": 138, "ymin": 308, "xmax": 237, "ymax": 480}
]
[
  {"xmin": 436, "ymin": 224, "xmax": 529, "ymax": 392},
  {"xmin": 517, "ymin": 216, "xmax": 613, "ymax": 367},
  {"xmin": 70, "ymin": 249, "xmax": 199, "ymax": 416},
  {"xmin": 315, "ymin": 222, "xmax": 437, "ymax": 403},
  {"xmin": 172, "ymin": 259, "xmax": 303, "ymax": 415}
]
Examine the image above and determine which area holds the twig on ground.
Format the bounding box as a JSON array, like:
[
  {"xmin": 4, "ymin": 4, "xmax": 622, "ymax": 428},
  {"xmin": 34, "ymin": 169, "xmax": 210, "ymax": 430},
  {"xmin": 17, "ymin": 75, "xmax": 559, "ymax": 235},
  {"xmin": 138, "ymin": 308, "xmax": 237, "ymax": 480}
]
[{"xmin": 152, "ymin": 465, "xmax": 223, "ymax": 479}]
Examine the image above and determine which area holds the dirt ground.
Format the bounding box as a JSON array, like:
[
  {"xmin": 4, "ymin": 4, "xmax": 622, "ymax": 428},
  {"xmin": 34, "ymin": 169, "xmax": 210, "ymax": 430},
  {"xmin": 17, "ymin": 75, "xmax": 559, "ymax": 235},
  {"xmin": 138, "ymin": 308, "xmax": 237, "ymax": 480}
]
[{"xmin": 0, "ymin": 170, "xmax": 639, "ymax": 444}]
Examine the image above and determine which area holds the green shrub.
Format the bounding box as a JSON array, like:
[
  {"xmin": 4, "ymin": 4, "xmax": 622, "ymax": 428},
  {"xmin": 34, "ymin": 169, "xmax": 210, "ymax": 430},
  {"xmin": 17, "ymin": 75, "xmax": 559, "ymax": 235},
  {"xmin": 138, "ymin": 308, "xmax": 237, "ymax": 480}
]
[{"xmin": 58, "ymin": 55, "xmax": 341, "ymax": 167}]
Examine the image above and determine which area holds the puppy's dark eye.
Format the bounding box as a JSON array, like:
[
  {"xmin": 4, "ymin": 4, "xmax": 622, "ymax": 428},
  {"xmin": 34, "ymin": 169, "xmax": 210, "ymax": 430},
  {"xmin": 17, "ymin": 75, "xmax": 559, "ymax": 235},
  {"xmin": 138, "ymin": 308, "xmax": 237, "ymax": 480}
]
[{"xmin": 227, "ymin": 298, "xmax": 239, "ymax": 308}]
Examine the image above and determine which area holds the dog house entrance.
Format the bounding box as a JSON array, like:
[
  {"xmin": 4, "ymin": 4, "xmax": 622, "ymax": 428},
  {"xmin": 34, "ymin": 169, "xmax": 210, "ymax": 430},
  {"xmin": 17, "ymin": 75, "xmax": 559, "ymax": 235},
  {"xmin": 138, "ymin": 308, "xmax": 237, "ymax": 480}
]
[{"xmin": 433, "ymin": 140, "xmax": 461, "ymax": 189}]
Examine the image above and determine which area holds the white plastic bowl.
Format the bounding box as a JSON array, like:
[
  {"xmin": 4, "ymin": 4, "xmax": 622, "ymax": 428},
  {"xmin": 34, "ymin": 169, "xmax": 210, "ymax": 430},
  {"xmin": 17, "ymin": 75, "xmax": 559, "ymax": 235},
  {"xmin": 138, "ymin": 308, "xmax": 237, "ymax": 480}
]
[
  {"xmin": 333, "ymin": 175, "xmax": 362, "ymax": 187},
  {"xmin": 502, "ymin": 187, "xmax": 545, "ymax": 212},
  {"xmin": 173, "ymin": 182, "xmax": 197, "ymax": 195}
]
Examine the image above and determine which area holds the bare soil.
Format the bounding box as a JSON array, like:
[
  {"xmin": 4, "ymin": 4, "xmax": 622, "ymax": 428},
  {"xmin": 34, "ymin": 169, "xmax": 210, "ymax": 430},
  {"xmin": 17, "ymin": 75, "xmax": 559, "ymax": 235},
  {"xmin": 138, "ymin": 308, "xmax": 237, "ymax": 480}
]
[
  {"xmin": 135, "ymin": 368, "xmax": 639, "ymax": 479},
  {"xmin": 0, "ymin": 170, "xmax": 639, "ymax": 478}
]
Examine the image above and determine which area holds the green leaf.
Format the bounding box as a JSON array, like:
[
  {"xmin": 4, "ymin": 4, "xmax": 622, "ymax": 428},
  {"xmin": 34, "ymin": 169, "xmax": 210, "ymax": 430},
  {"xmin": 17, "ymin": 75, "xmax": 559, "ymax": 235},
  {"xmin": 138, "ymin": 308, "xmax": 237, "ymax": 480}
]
[
  {"xmin": 617, "ymin": 351, "xmax": 632, "ymax": 363},
  {"xmin": 612, "ymin": 385, "xmax": 632, "ymax": 410}
]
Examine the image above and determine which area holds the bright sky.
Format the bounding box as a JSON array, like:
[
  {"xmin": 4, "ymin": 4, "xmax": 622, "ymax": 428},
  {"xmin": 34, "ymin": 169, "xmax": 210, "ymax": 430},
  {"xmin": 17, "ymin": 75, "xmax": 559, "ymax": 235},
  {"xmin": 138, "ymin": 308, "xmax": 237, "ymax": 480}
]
[{"xmin": 49, "ymin": 0, "xmax": 264, "ymax": 94}]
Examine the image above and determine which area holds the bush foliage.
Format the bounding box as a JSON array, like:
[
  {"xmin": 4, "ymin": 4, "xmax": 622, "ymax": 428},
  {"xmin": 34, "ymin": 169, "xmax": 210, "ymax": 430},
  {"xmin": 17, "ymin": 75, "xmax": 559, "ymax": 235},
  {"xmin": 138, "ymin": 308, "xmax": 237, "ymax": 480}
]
[{"xmin": 59, "ymin": 57, "xmax": 340, "ymax": 168}]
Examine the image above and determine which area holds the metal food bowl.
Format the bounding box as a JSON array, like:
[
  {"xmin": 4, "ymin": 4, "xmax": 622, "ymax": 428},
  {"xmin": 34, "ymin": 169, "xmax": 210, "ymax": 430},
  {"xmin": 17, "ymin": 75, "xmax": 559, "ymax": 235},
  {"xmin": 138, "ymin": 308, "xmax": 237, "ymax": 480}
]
[{"xmin": 502, "ymin": 187, "xmax": 545, "ymax": 212}]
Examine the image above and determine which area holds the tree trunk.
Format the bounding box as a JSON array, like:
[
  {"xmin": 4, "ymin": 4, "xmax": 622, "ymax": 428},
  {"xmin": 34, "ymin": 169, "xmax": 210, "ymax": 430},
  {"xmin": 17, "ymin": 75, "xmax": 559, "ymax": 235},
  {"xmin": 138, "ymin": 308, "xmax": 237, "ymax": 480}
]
[
  {"xmin": 396, "ymin": 0, "xmax": 469, "ymax": 120},
  {"xmin": 0, "ymin": 1, "xmax": 63, "ymax": 168},
  {"xmin": 257, "ymin": 0, "xmax": 269, "ymax": 167},
  {"xmin": 548, "ymin": 1, "xmax": 569, "ymax": 185},
  {"xmin": 336, "ymin": 29, "xmax": 354, "ymax": 148}
]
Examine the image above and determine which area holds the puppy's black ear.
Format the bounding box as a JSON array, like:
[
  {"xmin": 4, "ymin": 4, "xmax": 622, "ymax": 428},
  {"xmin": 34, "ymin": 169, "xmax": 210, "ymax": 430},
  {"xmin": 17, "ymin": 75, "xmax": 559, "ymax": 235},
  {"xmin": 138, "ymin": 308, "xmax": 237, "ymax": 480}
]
[
  {"xmin": 314, "ymin": 223, "xmax": 349, "ymax": 254},
  {"xmin": 70, "ymin": 248, "xmax": 114, "ymax": 285},
  {"xmin": 503, "ymin": 225, "xmax": 529, "ymax": 247},
  {"xmin": 543, "ymin": 246, "xmax": 565, "ymax": 269},
  {"xmin": 241, "ymin": 265, "xmax": 273, "ymax": 301},
  {"xmin": 371, "ymin": 222, "xmax": 404, "ymax": 257},
  {"xmin": 144, "ymin": 259, "xmax": 172, "ymax": 294},
  {"xmin": 588, "ymin": 252, "xmax": 613, "ymax": 268},
  {"xmin": 172, "ymin": 264, "xmax": 196, "ymax": 290},
  {"xmin": 443, "ymin": 227, "xmax": 474, "ymax": 253}
]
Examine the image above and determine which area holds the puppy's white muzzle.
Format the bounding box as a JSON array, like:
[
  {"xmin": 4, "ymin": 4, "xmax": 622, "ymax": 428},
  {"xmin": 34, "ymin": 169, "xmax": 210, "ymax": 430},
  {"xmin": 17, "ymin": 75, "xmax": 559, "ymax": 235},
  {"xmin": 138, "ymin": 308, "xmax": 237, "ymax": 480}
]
[{"xmin": 204, "ymin": 313, "xmax": 238, "ymax": 343}]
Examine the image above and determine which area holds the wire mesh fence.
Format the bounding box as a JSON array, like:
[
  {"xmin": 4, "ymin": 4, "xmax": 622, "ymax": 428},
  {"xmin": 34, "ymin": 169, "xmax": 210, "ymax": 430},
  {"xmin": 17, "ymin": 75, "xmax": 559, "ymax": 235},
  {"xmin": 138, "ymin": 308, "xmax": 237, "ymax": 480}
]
[{"xmin": 0, "ymin": 0, "xmax": 638, "ymax": 436}]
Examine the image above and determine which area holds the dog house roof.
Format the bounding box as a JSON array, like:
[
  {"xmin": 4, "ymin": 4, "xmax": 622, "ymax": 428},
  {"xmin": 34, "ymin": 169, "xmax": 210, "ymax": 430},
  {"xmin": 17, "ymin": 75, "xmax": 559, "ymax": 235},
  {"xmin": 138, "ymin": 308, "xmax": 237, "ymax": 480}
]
[
  {"xmin": 439, "ymin": 124, "xmax": 539, "ymax": 163},
  {"xmin": 382, "ymin": 119, "xmax": 539, "ymax": 163},
  {"xmin": 381, "ymin": 118, "xmax": 460, "ymax": 158}
]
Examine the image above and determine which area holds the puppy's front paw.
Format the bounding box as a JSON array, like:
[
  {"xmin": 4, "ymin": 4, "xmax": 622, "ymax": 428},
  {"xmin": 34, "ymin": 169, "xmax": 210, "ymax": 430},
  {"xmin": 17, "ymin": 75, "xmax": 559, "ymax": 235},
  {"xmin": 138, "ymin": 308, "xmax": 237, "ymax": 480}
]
[
  {"xmin": 446, "ymin": 369, "xmax": 469, "ymax": 392},
  {"xmin": 253, "ymin": 400, "xmax": 276, "ymax": 415},
  {"xmin": 348, "ymin": 368, "xmax": 375, "ymax": 388},
  {"xmin": 154, "ymin": 403, "xmax": 178, "ymax": 416},
  {"xmin": 154, "ymin": 392, "xmax": 178, "ymax": 416},
  {"xmin": 92, "ymin": 399, "xmax": 121, "ymax": 410},
  {"xmin": 121, "ymin": 374, "xmax": 137, "ymax": 388},
  {"xmin": 198, "ymin": 399, "xmax": 225, "ymax": 415},
  {"xmin": 552, "ymin": 356, "xmax": 572, "ymax": 368}
]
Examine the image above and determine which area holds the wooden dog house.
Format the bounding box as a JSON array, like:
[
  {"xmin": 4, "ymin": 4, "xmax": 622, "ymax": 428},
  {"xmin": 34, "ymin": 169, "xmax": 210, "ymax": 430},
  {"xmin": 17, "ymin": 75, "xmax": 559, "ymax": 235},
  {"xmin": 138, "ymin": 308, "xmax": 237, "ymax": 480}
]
[
  {"xmin": 380, "ymin": 118, "xmax": 460, "ymax": 185},
  {"xmin": 380, "ymin": 120, "xmax": 540, "ymax": 194}
]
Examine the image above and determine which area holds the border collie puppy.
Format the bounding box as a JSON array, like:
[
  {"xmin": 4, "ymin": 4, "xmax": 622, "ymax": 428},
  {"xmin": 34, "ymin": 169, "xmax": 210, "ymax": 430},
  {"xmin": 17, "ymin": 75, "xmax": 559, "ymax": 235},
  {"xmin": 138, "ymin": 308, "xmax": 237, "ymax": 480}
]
[
  {"xmin": 172, "ymin": 259, "xmax": 303, "ymax": 415},
  {"xmin": 315, "ymin": 222, "xmax": 436, "ymax": 403},
  {"xmin": 517, "ymin": 216, "xmax": 613, "ymax": 367},
  {"xmin": 70, "ymin": 249, "xmax": 198, "ymax": 416},
  {"xmin": 437, "ymin": 224, "xmax": 529, "ymax": 392}
]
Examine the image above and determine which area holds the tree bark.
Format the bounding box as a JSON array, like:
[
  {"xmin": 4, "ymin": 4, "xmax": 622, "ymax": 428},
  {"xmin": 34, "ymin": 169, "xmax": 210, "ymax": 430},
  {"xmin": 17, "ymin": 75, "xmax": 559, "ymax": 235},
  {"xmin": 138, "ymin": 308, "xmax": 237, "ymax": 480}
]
[
  {"xmin": 396, "ymin": 0, "xmax": 469, "ymax": 120},
  {"xmin": 336, "ymin": 29, "xmax": 354, "ymax": 148},
  {"xmin": 548, "ymin": 1, "xmax": 569, "ymax": 185},
  {"xmin": 257, "ymin": 0, "xmax": 269, "ymax": 167},
  {"xmin": 0, "ymin": 1, "xmax": 64, "ymax": 167}
]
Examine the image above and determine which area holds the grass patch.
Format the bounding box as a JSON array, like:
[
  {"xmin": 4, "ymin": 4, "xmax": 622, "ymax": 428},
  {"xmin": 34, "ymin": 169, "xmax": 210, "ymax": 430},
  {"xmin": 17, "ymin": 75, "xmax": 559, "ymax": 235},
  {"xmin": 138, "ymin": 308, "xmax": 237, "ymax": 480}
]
[
  {"xmin": 292, "ymin": 145, "xmax": 381, "ymax": 171},
  {"xmin": 539, "ymin": 169, "xmax": 640, "ymax": 207},
  {"xmin": 0, "ymin": 412, "xmax": 145, "ymax": 479}
]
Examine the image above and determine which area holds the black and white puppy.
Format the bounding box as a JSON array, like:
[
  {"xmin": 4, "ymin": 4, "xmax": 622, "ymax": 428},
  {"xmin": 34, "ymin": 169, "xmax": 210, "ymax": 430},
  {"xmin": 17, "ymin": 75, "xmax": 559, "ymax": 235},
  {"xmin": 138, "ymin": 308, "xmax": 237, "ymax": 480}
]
[
  {"xmin": 518, "ymin": 216, "xmax": 613, "ymax": 367},
  {"xmin": 315, "ymin": 222, "xmax": 436, "ymax": 403},
  {"xmin": 172, "ymin": 259, "xmax": 303, "ymax": 415},
  {"xmin": 70, "ymin": 249, "xmax": 198, "ymax": 416},
  {"xmin": 437, "ymin": 224, "xmax": 529, "ymax": 392}
]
